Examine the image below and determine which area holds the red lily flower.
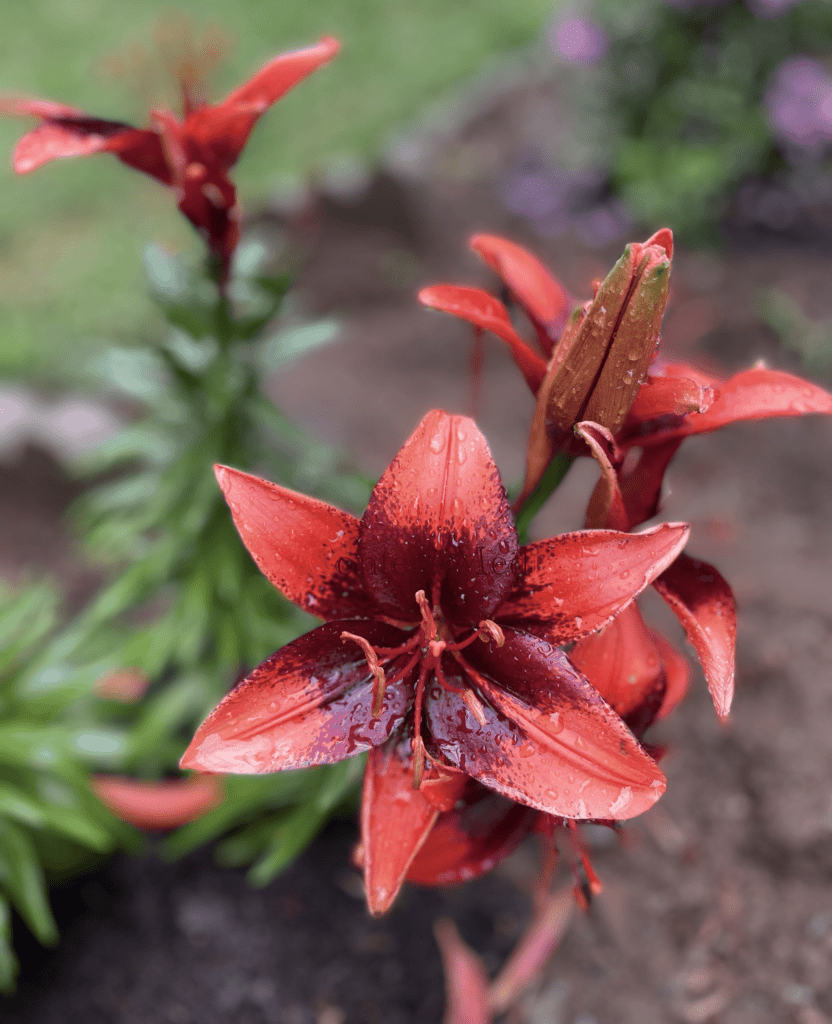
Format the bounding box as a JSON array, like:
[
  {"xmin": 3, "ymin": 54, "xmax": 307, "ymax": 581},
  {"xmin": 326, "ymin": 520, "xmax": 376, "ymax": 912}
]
[
  {"xmin": 0, "ymin": 37, "xmax": 339, "ymax": 281},
  {"xmin": 181, "ymin": 410, "xmax": 690, "ymax": 912},
  {"xmin": 419, "ymin": 231, "xmax": 832, "ymax": 504}
]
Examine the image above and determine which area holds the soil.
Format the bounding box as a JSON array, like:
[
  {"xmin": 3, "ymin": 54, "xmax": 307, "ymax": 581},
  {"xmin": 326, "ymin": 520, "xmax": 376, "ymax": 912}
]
[{"xmin": 5, "ymin": 66, "xmax": 832, "ymax": 1024}]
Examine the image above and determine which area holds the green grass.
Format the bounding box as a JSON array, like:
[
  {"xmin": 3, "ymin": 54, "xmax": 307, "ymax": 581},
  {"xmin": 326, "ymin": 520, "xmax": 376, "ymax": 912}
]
[{"xmin": 0, "ymin": 0, "xmax": 555, "ymax": 380}]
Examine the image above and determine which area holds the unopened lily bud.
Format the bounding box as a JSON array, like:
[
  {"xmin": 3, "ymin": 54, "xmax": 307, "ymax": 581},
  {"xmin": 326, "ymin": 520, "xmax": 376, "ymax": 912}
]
[{"xmin": 544, "ymin": 229, "xmax": 672, "ymax": 437}]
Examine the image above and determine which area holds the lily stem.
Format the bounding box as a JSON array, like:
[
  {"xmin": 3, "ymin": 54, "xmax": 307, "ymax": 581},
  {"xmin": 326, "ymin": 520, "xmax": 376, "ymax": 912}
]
[{"xmin": 514, "ymin": 453, "xmax": 575, "ymax": 545}]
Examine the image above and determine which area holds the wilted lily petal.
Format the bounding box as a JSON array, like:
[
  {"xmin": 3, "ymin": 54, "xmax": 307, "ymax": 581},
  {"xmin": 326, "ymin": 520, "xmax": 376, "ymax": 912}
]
[
  {"xmin": 653, "ymin": 555, "xmax": 736, "ymax": 720},
  {"xmin": 361, "ymin": 742, "xmax": 440, "ymax": 915},
  {"xmin": 214, "ymin": 465, "xmax": 373, "ymax": 619},
  {"xmin": 497, "ymin": 522, "xmax": 689, "ymax": 640},
  {"xmin": 181, "ymin": 621, "xmax": 413, "ymax": 772}
]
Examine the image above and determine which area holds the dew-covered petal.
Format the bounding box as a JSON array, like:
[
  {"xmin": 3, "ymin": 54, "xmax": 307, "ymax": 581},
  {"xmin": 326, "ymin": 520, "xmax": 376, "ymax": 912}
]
[
  {"xmin": 418, "ymin": 285, "xmax": 546, "ymax": 393},
  {"xmin": 406, "ymin": 788, "xmax": 535, "ymax": 885},
  {"xmin": 428, "ymin": 630, "xmax": 666, "ymax": 820},
  {"xmin": 360, "ymin": 410, "xmax": 518, "ymax": 623},
  {"xmin": 569, "ymin": 603, "xmax": 667, "ymax": 735},
  {"xmin": 361, "ymin": 742, "xmax": 439, "ymax": 915},
  {"xmin": 214, "ymin": 464, "xmax": 373, "ymax": 619},
  {"xmin": 629, "ymin": 367, "xmax": 832, "ymax": 446},
  {"xmin": 180, "ymin": 621, "xmax": 413, "ymax": 773},
  {"xmin": 470, "ymin": 234, "xmax": 571, "ymax": 350},
  {"xmin": 498, "ymin": 523, "xmax": 689, "ymax": 643},
  {"xmin": 653, "ymin": 554, "xmax": 736, "ymax": 720},
  {"xmin": 91, "ymin": 774, "xmax": 223, "ymax": 830},
  {"xmin": 202, "ymin": 37, "xmax": 340, "ymax": 167},
  {"xmin": 619, "ymin": 439, "xmax": 683, "ymax": 530},
  {"xmin": 575, "ymin": 421, "xmax": 629, "ymax": 532},
  {"xmin": 11, "ymin": 117, "xmax": 159, "ymax": 176},
  {"xmin": 626, "ymin": 373, "xmax": 713, "ymax": 423}
]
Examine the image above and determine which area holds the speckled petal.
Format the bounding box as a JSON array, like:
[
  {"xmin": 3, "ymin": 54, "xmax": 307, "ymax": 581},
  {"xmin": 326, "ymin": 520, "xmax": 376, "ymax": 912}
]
[
  {"xmin": 497, "ymin": 523, "xmax": 689, "ymax": 643},
  {"xmin": 428, "ymin": 629, "xmax": 666, "ymax": 820},
  {"xmin": 361, "ymin": 742, "xmax": 439, "ymax": 915},
  {"xmin": 214, "ymin": 464, "xmax": 373, "ymax": 619},
  {"xmin": 180, "ymin": 621, "xmax": 413, "ymax": 773},
  {"xmin": 360, "ymin": 410, "xmax": 518, "ymax": 623},
  {"xmin": 653, "ymin": 554, "xmax": 736, "ymax": 720}
]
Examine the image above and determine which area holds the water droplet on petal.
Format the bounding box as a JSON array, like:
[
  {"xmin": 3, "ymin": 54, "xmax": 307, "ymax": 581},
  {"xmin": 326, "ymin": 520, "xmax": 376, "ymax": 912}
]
[{"xmin": 429, "ymin": 431, "xmax": 447, "ymax": 454}]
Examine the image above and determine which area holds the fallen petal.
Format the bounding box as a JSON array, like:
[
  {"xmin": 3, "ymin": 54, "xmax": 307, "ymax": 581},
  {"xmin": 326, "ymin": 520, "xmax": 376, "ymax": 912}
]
[{"xmin": 92, "ymin": 774, "xmax": 223, "ymax": 830}]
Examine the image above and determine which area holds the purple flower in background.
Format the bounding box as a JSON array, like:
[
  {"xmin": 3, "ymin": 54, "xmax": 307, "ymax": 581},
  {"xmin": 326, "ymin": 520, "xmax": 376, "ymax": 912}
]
[
  {"xmin": 746, "ymin": 0, "xmax": 803, "ymax": 17},
  {"xmin": 765, "ymin": 57, "xmax": 832, "ymax": 152},
  {"xmin": 549, "ymin": 16, "xmax": 608, "ymax": 64}
]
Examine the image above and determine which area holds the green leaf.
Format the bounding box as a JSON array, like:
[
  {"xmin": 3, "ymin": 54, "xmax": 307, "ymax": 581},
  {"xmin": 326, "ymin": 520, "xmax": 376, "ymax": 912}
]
[
  {"xmin": 0, "ymin": 897, "xmax": 19, "ymax": 992},
  {"xmin": 257, "ymin": 319, "xmax": 341, "ymax": 373},
  {"xmin": 0, "ymin": 821, "xmax": 58, "ymax": 945}
]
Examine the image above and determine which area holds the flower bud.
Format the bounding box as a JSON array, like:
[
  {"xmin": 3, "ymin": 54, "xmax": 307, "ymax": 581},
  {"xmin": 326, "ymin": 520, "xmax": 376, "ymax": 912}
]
[{"xmin": 543, "ymin": 229, "xmax": 672, "ymax": 437}]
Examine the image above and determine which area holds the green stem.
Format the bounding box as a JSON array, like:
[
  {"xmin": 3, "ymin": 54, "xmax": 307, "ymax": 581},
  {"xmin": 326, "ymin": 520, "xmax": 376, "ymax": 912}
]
[{"xmin": 514, "ymin": 453, "xmax": 575, "ymax": 545}]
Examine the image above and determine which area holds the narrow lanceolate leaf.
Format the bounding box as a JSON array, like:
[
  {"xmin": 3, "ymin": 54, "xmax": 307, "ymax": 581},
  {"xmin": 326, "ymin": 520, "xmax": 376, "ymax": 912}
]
[
  {"xmin": 470, "ymin": 233, "xmax": 571, "ymax": 348},
  {"xmin": 361, "ymin": 743, "xmax": 439, "ymax": 915},
  {"xmin": 0, "ymin": 897, "xmax": 17, "ymax": 992},
  {"xmin": 431, "ymin": 631, "xmax": 666, "ymax": 820},
  {"xmin": 0, "ymin": 821, "xmax": 58, "ymax": 945},
  {"xmin": 653, "ymin": 554, "xmax": 736, "ymax": 720},
  {"xmin": 180, "ymin": 621, "xmax": 413, "ymax": 774},
  {"xmin": 360, "ymin": 410, "xmax": 518, "ymax": 624},
  {"xmin": 629, "ymin": 368, "xmax": 832, "ymax": 446},
  {"xmin": 91, "ymin": 775, "xmax": 224, "ymax": 830},
  {"xmin": 214, "ymin": 465, "xmax": 374, "ymax": 619},
  {"xmin": 434, "ymin": 919, "xmax": 492, "ymax": 1024},
  {"xmin": 498, "ymin": 523, "xmax": 689, "ymax": 642},
  {"xmin": 418, "ymin": 285, "xmax": 546, "ymax": 393}
]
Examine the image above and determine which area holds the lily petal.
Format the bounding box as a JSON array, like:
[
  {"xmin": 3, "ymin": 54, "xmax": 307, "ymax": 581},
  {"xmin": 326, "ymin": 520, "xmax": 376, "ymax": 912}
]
[
  {"xmin": 214, "ymin": 464, "xmax": 373, "ymax": 619},
  {"xmin": 418, "ymin": 285, "xmax": 546, "ymax": 393},
  {"xmin": 627, "ymin": 373, "xmax": 713, "ymax": 423},
  {"xmin": 652, "ymin": 629, "xmax": 691, "ymax": 721},
  {"xmin": 91, "ymin": 774, "xmax": 223, "ymax": 830},
  {"xmin": 498, "ymin": 523, "xmax": 689, "ymax": 643},
  {"xmin": 569, "ymin": 603, "xmax": 667, "ymax": 733},
  {"xmin": 630, "ymin": 368, "xmax": 832, "ymax": 446},
  {"xmin": 180, "ymin": 621, "xmax": 412, "ymax": 773},
  {"xmin": 360, "ymin": 410, "xmax": 518, "ymax": 623},
  {"xmin": 199, "ymin": 38, "xmax": 340, "ymax": 168},
  {"xmin": 429, "ymin": 630, "xmax": 666, "ymax": 819},
  {"xmin": 576, "ymin": 422, "xmax": 629, "ymax": 532},
  {"xmin": 406, "ymin": 790, "xmax": 535, "ymax": 885},
  {"xmin": 470, "ymin": 234, "xmax": 571, "ymax": 350},
  {"xmin": 361, "ymin": 742, "xmax": 439, "ymax": 915},
  {"xmin": 653, "ymin": 554, "xmax": 736, "ymax": 720}
]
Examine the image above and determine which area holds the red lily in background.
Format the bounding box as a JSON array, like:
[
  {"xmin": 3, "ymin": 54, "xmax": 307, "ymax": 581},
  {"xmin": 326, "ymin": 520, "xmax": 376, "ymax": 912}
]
[
  {"xmin": 0, "ymin": 37, "xmax": 339, "ymax": 281},
  {"xmin": 181, "ymin": 410, "xmax": 690, "ymax": 912},
  {"xmin": 419, "ymin": 231, "xmax": 832, "ymax": 504}
]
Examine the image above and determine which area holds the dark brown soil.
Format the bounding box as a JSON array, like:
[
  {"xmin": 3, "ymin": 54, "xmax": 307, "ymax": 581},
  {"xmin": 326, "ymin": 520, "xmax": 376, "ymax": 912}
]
[{"xmin": 5, "ymin": 69, "xmax": 832, "ymax": 1024}]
